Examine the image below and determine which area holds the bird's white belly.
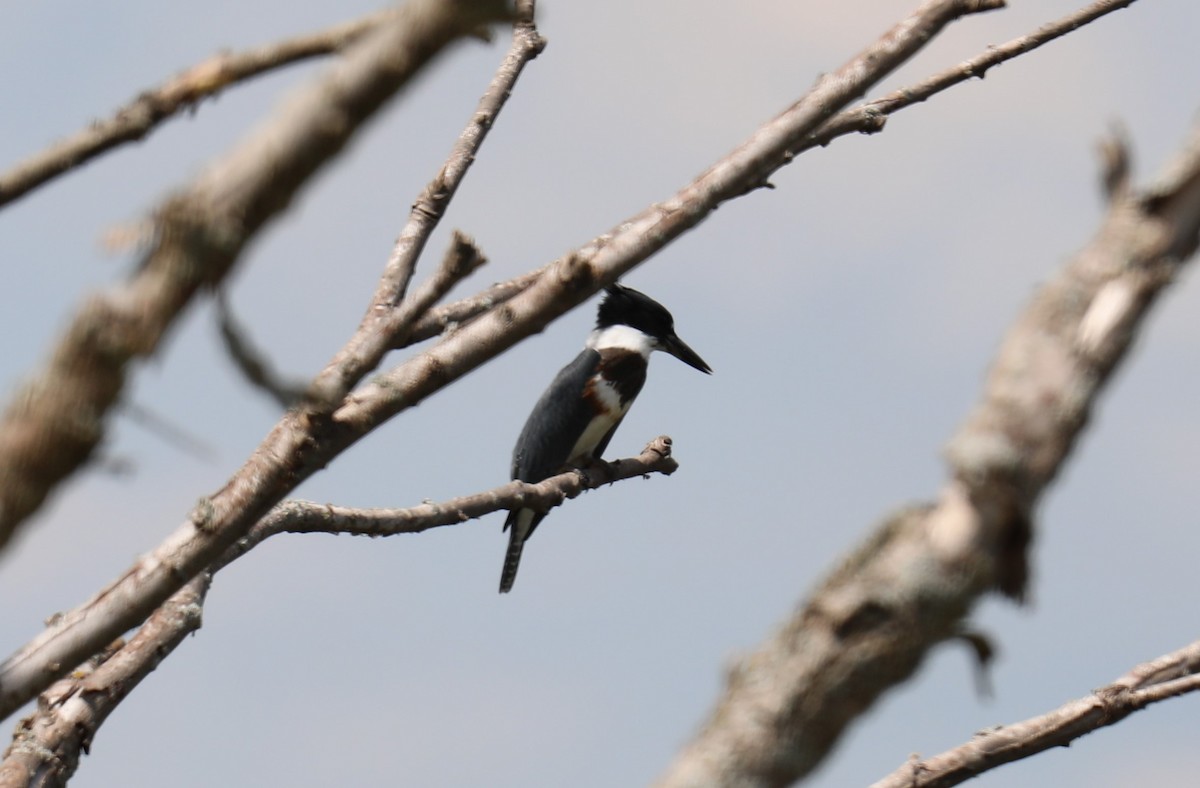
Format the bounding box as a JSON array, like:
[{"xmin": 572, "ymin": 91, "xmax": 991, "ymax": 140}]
[{"xmin": 567, "ymin": 378, "xmax": 628, "ymax": 463}]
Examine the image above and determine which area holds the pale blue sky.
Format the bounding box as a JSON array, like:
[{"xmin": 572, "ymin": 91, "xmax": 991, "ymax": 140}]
[{"xmin": 1, "ymin": 1, "xmax": 1198, "ymax": 786}]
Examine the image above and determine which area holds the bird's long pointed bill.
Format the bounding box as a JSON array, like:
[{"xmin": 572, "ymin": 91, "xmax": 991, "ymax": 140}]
[{"xmin": 663, "ymin": 334, "xmax": 712, "ymax": 374}]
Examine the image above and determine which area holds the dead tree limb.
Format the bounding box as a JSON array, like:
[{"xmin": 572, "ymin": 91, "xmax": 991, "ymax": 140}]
[{"xmin": 0, "ymin": 10, "xmax": 392, "ymax": 209}]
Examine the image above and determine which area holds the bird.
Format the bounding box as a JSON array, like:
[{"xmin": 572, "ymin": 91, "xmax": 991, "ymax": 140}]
[{"xmin": 499, "ymin": 283, "xmax": 712, "ymax": 593}]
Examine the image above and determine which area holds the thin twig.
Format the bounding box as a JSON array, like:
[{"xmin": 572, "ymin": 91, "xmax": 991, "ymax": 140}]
[
  {"xmin": 0, "ymin": 11, "xmax": 391, "ymax": 209},
  {"xmin": 803, "ymin": 0, "xmax": 1140, "ymax": 151},
  {"xmin": 121, "ymin": 401, "xmax": 219, "ymax": 462},
  {"xmin": 396, "ymin": 267, "xmax": 545, "ymax": 348},
  {"xmin": 216, "ymin": 231, "xmax": 488, "ymax": 408},
  {"xmin": 307, "ymin": 0, "xmax": 545, "ymax": 405},
  {"xmin": 216, "ymin": 291, "xmax": 310, "ymax": 408},
  {"xmin": 871, "ymin": 639, "xmax": 1200, "ymax": 788},
  {"xmin": 0, "ymin": 438, "xmax": 675, "ymax": 785}
]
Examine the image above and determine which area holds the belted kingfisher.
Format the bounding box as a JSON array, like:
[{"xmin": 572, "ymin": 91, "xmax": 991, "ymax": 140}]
[{"xmin": 500, "ymin": 283, "xmax": 711, "ymax": 593}]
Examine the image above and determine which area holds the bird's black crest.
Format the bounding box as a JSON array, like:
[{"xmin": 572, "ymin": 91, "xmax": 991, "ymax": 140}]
[{"xmin": 597, "ymin": 283, "xmax": 675, "ymax": 338}]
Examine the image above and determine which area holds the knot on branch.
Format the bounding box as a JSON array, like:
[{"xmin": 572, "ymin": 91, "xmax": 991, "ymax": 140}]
[
  {"xmin": 556, "ymin": 252, "xmax": 595, "ymax": 291},
  {"xmin": 646, "ymin": 435, "xmax": 673, "ymax": 459}
]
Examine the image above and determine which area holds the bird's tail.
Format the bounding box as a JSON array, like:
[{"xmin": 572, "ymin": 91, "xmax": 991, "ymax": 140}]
[{"xmin": 499, "ymin": 514, "xmax": 526, "ymax": 593}]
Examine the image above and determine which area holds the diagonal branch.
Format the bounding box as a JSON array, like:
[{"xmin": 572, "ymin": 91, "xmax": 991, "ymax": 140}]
[
  {"xmin": 218, "ymin": 230, "xmax": 489, "ymax": 408},
  {"xmin": 335, "ymin": 0, "xmax": 1009, "ymax": 434},
  {"xmin": 0, "ymin": 10, "xmax": 392, "ymax": 209},
  {"xmin": 872, "ymin": 639, "xmax": 1200, "ymax": 788},
  {"xmin": 652, "ymin": 122, "xmax": 1200, "ymax": 787},
  {"xmin": 0, "ymin": 0, "xmax": 514, "ymax": 554},
  {"xmin": 804, "ymin": 0, "xmax": 1141, "ymax": 151},
  {"xmin": 384, "ymin": 0, "xmax": 1143, "ymax": 354},
  {"xmin": 307, "ymin": 0, "xmax": 545, "ymax": 407},
  {"xmin": 0, "ymin": 437, "xmax": 676, "ymax": 786},
  {"xmin": 0, "ymin": 577, "xmax": 209, "ymax": 788}
]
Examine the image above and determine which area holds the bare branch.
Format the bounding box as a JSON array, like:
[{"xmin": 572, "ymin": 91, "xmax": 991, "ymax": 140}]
[
  {"xmin": 0, "ymin": 577, "xmax": 209, "ymax": 788},
  {"xmin": 804, "ymin": 0, "xmax": 1140, "ymax": 152},
  {"xmin": 653, "ymin": 122, "xmax": 1200, "ymax": 788},
  {"xmin": 378, "ymin": 0, "xmax": 544, "ymax": 309},
  {"xmin": 224, "ymin": 434, "xmax": 677, "ymax": 563},
  {"xmin": 314, "ymin": 0, "xmax": 545, "ymax": 399},
  {"xmin": 0, "ymin": 437, "xmax": 675, "ymax": 783},
  {"xmin": 337, "ymin": 0, "xmax": 1010, "ymax": 430},
  {"xmin": 0, "ymin": 0, "xmax": 514, "ymax": 554},
  {"xmin": 217, "ymin": 230, "xmax": 488, "ymax": 407},
  {"xmin": 392, "ymin": 1, "xmax": 1140, "ymax": 352},
  {"xmin": 398, "ymin": 267, "xmax": 545, "ymax": 347},
  {"xmin": 872, "ymin": 639, "xmax": 1200, "ymax": 788},
  {"xmin": 0, "ymin": 10, "xmax": 390, "ymax": 209}
]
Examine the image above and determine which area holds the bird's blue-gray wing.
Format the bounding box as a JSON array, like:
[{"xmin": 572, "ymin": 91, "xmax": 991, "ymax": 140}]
[
  {"xmin": 510, "ymin": 348, "xmax": 602, "ymax": 483},
  {"xmin": 500, "ymin": 349, "xmax": 603, "ymax": 592}
]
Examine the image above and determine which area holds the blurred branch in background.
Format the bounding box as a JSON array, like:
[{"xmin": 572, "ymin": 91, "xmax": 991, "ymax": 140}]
[
  {"xmin": 0, "ymin": 9, "xmax": 392, "ymax": 209},
  {"xmin": 654, "ymin": 121, "xmax": 1200, "ymax": 788}
]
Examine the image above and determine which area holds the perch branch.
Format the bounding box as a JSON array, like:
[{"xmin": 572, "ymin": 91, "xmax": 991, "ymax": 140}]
[
  {"xmin": 222, "ymin": 434, "xmax": 678, "ymax": 567},
  {"xmin": 0, "ymin": 437, "xmax": 675, "ymax": 785}
]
